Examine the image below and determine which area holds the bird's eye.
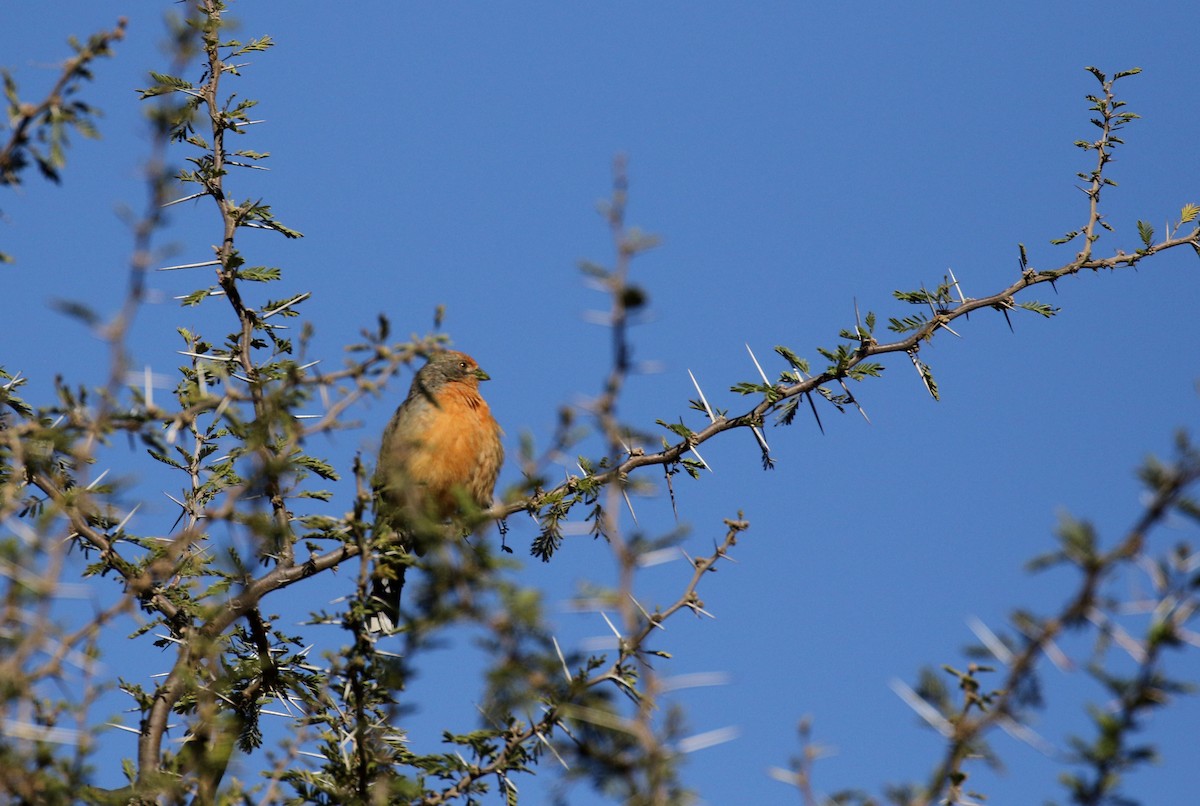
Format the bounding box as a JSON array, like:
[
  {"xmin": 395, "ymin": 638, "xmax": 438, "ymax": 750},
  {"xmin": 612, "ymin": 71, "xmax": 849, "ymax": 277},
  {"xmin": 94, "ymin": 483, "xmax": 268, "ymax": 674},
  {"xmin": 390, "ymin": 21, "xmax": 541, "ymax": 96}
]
[{"xmin": 458, "ymin": 361, "xmax": 468, "ymax": 370}]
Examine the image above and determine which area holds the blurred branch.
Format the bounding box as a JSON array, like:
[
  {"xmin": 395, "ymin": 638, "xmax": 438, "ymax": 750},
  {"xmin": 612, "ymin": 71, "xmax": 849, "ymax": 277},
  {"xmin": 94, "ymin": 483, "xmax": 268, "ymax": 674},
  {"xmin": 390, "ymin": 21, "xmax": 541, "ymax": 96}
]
[
  {"xmin": 0, "ymin": 18, "xmax": 126, "ymax": 185},
  {"xmin": 934, "ymin": 437, "xmax": 1199, "ymax": 803}
]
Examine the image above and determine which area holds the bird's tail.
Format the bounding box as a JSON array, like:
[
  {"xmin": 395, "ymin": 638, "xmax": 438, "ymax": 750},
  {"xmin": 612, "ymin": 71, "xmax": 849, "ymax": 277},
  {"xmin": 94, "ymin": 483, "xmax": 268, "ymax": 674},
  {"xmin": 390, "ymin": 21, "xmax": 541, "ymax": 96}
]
[{"xmin": 367, "ymin": 565, "xmax": 405, "ymax": 634}]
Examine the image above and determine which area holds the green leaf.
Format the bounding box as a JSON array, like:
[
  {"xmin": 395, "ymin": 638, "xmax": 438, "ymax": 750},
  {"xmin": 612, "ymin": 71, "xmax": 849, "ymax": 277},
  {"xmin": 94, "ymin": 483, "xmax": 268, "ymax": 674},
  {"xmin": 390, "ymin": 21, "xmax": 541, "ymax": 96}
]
[
  {"xmin": 773, "ymin": 346, "xmax": 809, "ymax": 374},
  {"xmin": 179, "ymin": 288, "xmax": 212, "ymax": 307},
  {"xmin": 147, "ymin": 449, "xmax": 187, "ymax": 471},
  {"xmin": 655, "ymin": 419, "xmax": 695, "ymax": 439},
  {"xmin": 1180, "ymin": 203, "xmax": 1199, "ymax": 225},
  {"xmin": 235, "ymin": 265, "xmax": 281, "ymax": 282},
  {"xmin": 887, "ymin": 313, "xmax": 929, "ymax": 334},
  {"xmin": 1136, "ymin": 220, "xmax": 1154, "ymax": 248},
  {"xmin": 846, "ymin": 362, "xmax": 884, "ymax": 381},
  {"xmin": 139, "ymin": 71, "xmax": 194, "ymax": 99},
  {"xmin": 49, "ymin": 298, "xmax": 101, "ymax": 327},
  {"xmin": 578, "ymin": 260, "xmax": 608, "ymax": 279},
  {"xmin": 623, "ymin": 227, "xmax": 661, "ymax": 254},
  {"xmin": 230, "ymin": 35, "xmax": 274, "ymax": 56},
  {"xmin": 298, "ymin": 489, "xmax": 333, "ymax": 501},
  {"xmin": 915, "ymin": 358, "xmax": 939, "ymax": 401},
  {"xmin": 293, "ymin": 454, "xmax": 339, "ymax": 481},
  {"xmin": 1016, "ymin": 300, "xmax": 1059, "ymax": 318},
  {"xmin": 729, "ymin": 382, "xmax": 773, "ymax": 397}
]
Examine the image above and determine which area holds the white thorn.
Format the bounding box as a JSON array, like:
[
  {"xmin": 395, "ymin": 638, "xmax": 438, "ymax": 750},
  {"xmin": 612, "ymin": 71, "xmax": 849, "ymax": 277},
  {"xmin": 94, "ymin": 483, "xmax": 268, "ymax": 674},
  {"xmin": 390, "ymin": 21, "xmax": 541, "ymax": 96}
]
[
  {"xmin": 262, "ymin": 292, "xmax": 311, "ymax": 319},
  {"xmin": 551, "ymin": 636, "xmax": 572, "ymax": 684},
  {"xmin": 888, "ymin": 679, "xmax": 952, "ymax": 738},
  {"xmin": 156, "ymin": 259, "xmax": 220, "ymax": 272},
  {"xmin": 745, "ymin": 343, "xmax": 771, "ymax": 384},
  {"xmin": 687, "ymin": 369, "xmax": 716, "ymax": 422},
  {"xmin": 676, "ymin": 725, "xmax": 740, "ymax": 754},
  {"xmin": 85, "ymin": 468, "xmax": 111, "ymax": 491},
  {"xmin": 621, "ymin": 487, "xmax": 638, "ymax": 525},
  {"xmin": 599, "ymin": 611, "xmax": 621, "ymax": 639},
  {"xmin": 948, "ymin": 266, "xmax": 968, "ymax": 304},
  {"xmin": 750, "ymin": 425, "xmax": 770, "ymax": 453},
  {"xmin": 966, "ymin": 616, "xmax": 1013, "ymax": 665},
  {"xmin": 161, "ymin": 192, "xmax": 206, "ymax": 208}
]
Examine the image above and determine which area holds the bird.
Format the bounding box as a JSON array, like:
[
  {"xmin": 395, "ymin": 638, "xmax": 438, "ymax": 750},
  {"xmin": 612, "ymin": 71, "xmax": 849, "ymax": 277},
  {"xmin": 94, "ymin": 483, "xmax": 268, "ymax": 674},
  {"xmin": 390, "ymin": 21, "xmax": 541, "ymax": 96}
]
[{"xmin": 369, "ymin": 350, "xmax": 504, "ymax": 633}]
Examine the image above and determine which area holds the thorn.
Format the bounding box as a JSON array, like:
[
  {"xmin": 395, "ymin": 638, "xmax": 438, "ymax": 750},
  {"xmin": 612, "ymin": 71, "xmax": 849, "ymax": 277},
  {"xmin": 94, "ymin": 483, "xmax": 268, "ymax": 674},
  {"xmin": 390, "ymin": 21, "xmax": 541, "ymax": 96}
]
[
  {"xmin": 907, "ymin": 351, "xmax": 935, "ymax": 399},
  {"xmin": 921, "ymin": 284, "xmax": 937, "ymax": 316},
  {"xmin": 750, "ymin": 425, "xmax": 770, "ymax": 453},
  {"xmin": 113, "ymin": 503, "xmax": 141, "ymax": 534},
  {"xmin": 947, "ymin": 267, "xmax": 968, "ymax": 305},
  {"xmin": 263, "ymin": 292, "xmax": 312, "ymax": 319},
  {"xmin": 936, "ymin": 320, "xmax": 962, "ymax": 338},
  {"xmin": 688, "ymin": 445, "xmax": 713, "ymax": 473},
  {"xmin": 838, "ymin": 379, "xmax": 870, "ymax": 424},
  {"xmin": 889, "ymin": 679, "xmax": 953, "ymax": 738},
  {"xmin": 854, "ymin": 297, "xmax": 862, "ymax": 331},
  {"xmin": 1086, "ymin": 608, "xmax": 1146, "ymax": 663},
  {"xmin": 85, "ymin": 468, "xmax": 111, "ymax": 490},
  {"xmin": 161, "ymin": 192, "xmax": 206, "ymax": 208},
  {"xmin": 966, "ymin": 615, "xmax": 1013, "ymax": 665},
  {"xmin": 173, "ymin": 289, "xmax": 224, "ymax": 301},
  {"xmin": 750, "ymin": 425, "xmax": 773, "ymax": 469},
  {"xmin": 551, "ymin": 636, "xmax": 572, "ymax": 684},
  {"xmin": 744, "ymin": 345, "xmax": 776, "ymax": 462},
  {"xmin": 1001, "ymin": 307, "xmax": 1014, "ymax": 333},
  {"xmin": 156, "ymin": 259, "xmax": 221, "ymax": 272},
  {"xmin": 178, "ymin": 350, "xmax": 233, "ymax": 362},
  {"xmin": 805, "ymin": 392, "xmax": 825, "ymax": 435},
  {"xmin": 997, "ymin": 716, "xmax": 1057, "ymax": 757},
  {"xmin": 676, "ymin": 725, "xmax": 741, "ymax": 754},
  {"xmin": 745, "ymin": 343, "xmax": 771, "ymax": 384},
  {"xmin": 106, "ymin": 723, "xmax": 143, "ymax": 736},
  {"xmin": 627, "ymin": 592, "xmax": 664, "ymax": 629},
  {"xmin": 664, "ymin": 463, "xmax": 679, "ymax": 520},
  {"xmin": 621, "ymin": 486, "xmax": 638, "ymax": 526},
  {"xmin": 687, "ymin": 369, "xmax": 717, "ymax": 422},
  {"xmin": 599, "ymin": 611, "xmax": 621, "ymax": 639}
]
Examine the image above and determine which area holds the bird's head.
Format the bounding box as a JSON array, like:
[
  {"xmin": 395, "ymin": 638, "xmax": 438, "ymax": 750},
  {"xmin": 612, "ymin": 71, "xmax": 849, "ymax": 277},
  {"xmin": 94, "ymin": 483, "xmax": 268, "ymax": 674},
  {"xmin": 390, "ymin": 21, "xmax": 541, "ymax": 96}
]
[{"xmin": 417, "ymin": 350, "xmax": 491, "ymax": 389}]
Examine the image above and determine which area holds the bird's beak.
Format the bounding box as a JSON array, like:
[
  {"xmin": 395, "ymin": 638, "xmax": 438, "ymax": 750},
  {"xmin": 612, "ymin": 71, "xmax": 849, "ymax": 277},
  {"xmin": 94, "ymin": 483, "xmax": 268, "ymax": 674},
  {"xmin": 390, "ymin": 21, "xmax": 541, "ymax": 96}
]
[{"xmin": 473, "ymin": 367, "xmax": 491, "ymax": 382}]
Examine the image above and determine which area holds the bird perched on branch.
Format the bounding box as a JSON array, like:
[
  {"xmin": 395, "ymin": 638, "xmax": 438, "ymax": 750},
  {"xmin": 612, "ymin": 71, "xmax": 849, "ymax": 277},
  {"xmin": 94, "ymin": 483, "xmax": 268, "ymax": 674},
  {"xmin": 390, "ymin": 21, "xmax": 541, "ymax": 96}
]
[{"xmin": 370, "ymin": 350, "xmax": 504, "ymax": 633}]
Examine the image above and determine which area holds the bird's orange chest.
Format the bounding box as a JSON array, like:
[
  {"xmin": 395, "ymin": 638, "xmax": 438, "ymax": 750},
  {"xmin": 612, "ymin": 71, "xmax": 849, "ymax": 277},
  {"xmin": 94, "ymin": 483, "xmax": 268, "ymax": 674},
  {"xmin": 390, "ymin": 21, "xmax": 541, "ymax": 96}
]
[{"xmin": 403, "ymin": 385, "xmax": 498, "ymax": 499}]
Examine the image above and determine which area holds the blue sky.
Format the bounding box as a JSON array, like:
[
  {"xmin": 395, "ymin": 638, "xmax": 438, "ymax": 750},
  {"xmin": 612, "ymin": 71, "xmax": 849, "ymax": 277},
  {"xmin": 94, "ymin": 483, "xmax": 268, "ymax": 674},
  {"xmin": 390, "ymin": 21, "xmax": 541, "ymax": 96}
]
[{"xmin": 4, "ymin": 2, "xmax": 1199, "ymax": 803}]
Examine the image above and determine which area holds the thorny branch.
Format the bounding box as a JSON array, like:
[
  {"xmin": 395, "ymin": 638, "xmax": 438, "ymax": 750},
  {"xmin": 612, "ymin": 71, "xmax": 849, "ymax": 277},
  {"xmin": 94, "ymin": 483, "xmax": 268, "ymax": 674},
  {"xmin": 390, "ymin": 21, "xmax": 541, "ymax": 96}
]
[
  {"xmin": 497, "ymin": 68, "xmax": 1199, "ymax": 542},
  {"xmin": 0, "ymin": 18, "xmax": 126, "ymax": 186},
  {"xmin": 916, "ymin": 442, "xmax": 1200, "ymax": 805},
  {"xmin": 1, "ymin": 13, "xmax": 1194, "ymax": 803}
]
